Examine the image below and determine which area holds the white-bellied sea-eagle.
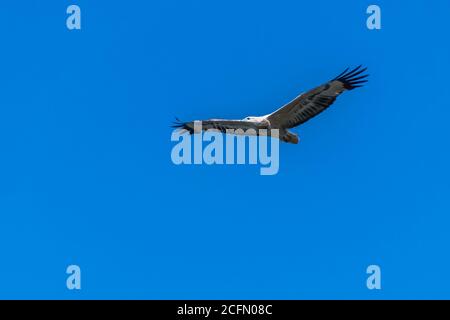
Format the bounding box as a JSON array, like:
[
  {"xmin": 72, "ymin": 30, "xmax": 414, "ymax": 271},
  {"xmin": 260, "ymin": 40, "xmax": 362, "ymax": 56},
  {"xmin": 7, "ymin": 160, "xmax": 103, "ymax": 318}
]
[{"xmin": 172, "ymin": 66, "xmax": 369, "ymax": 144}]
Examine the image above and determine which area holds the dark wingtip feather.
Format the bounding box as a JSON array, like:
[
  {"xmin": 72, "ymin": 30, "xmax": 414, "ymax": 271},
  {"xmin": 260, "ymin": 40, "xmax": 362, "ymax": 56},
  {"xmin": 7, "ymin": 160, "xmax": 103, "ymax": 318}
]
[
  {"xmin": 171, "ymin": 118, "xmax": 194, "ymax": 134},
  {"xmin": 333, "ymin": 66, "xmax": 369, "ymax": 90}
]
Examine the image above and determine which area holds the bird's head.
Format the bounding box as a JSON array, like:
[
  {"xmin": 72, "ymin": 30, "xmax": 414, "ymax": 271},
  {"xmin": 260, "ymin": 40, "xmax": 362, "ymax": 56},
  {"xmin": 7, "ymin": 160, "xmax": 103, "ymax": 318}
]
[{"xmin": 243, "ymin": 116, "xmax": 262, "ymax": 122}]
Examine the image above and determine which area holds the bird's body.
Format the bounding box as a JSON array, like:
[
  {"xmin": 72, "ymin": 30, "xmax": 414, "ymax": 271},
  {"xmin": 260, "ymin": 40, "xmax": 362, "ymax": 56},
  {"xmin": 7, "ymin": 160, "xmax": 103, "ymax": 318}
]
[{"xmin": 173, "ymin": 66, "xmax": 368, "ymax": 144}]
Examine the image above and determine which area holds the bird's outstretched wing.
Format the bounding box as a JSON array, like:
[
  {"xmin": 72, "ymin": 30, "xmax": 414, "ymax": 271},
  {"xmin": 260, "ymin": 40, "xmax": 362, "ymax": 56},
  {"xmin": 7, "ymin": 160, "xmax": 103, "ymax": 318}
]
[
  {"xmin": 172, "ymin": 118, "xmax": 264, "ymax": 134},
  {"xmin": 267, "ymin": 66, "xmax": 369, "ymax": 129}
]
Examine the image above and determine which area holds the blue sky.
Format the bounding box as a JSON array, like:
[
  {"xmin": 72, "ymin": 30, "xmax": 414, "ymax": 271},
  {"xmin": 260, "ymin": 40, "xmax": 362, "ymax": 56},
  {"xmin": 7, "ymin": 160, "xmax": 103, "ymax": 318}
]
[{"xmin": 0, "ymin": 0, "xmax": 449, "ymax": 299}]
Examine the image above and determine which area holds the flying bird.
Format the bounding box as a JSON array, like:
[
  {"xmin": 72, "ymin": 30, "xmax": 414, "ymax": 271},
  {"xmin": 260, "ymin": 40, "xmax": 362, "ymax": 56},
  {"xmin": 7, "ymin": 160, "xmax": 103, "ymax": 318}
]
[{"xmin": 172, "ymin": 66, "xmax": 368, "ymax": 144}]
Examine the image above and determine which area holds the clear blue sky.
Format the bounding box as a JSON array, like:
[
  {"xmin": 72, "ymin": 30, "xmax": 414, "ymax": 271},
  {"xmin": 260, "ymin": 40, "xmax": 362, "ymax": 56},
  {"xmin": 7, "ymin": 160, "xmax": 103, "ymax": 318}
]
[{"xmin": 0, "ymin": 0, "xmax": 449, "ymax": 299}]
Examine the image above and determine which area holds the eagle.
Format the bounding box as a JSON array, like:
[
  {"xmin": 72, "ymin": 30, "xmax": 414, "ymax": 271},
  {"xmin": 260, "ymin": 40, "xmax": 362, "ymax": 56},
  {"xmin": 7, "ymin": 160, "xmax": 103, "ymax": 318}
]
[{"xmin": 172, "ymin": 65, "xmax": 368, "ymax": 144}]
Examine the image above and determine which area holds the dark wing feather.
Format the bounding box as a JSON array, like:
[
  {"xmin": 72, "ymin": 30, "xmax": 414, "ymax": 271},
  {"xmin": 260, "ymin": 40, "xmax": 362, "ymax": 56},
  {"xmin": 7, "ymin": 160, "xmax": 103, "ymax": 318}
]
[
  {"xmin": 268, "ymin": 66, "xmax": 369, "ymax": 129},
  {"xmin": 172, "ymin": 118, "xmax": 263, "ymax": 134},
  {"xmin": 172, "ymin": 118, "xmax": 195, "ymax": 134}
]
